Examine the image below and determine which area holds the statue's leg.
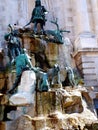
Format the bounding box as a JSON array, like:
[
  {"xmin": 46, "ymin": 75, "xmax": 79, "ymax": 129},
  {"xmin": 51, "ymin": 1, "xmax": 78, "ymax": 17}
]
[
  {"xmin": 51, "ymin": 77, "xmax": 54, "ymax": 85},
  {"xmin": 9, "ymin": 48, "xmax": 14, "ymax": 61},
  {"xmin": 69, "ymin": 75, "xmax": 75, "ymax": 87},
  {"xmin": 33, "ymin": 22, "xmax": 37, "ymax": 34},
  {"xmin": 40, "ymin": 23, "xmax": 44, "ymax": 34},
  {"xmin": 73, "ymin": 77, "xmax": 76, "ymax": 86},
  {"xmin": 11, "ymin": 47, "xmax": 16, "ymax": 59},
  {"xmin": 15, "ymin": 47, "xmax": 21, "ymax": 56},
  {"xmin": 57, "ymin": 72, "xmax": 61, "ymax": 84}
]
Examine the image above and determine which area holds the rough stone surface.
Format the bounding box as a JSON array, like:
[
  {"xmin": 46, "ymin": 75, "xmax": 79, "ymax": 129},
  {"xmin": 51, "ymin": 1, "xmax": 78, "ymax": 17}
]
[
  {"xmin": 7, "ymin": 115, "xmax": 33, "ymax": 130},
  {"xmin": 3, "ymin": 87, "xmax": 97, "ymax": 130},
  {"xmin": 62, "ymin": 90, "xmax": 83, "ymax": 114},
  {"xmin": 0, "ymin": 93, "xmax": 8, "ymax": 105},
  {"xmin": 36, "ymin": 90, "xmax": 62, "ymax": 116},
  {"xmin": 9, "ymin": 71, "xmax": 36, "ymax": 106},
  {"xmin": 0, "ymin": 73, "xmax": 7, "ymax": 91}
]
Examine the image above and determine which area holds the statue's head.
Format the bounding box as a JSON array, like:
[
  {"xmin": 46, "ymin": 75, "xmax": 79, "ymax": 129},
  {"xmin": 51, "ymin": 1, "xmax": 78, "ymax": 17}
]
[
  {"xmin": 54, "ymin": 64, "xmax": 60, "ymax": 72},
  {"xmin": 35, "ymin": 0, "xmax": 41, "ymax": 6}
]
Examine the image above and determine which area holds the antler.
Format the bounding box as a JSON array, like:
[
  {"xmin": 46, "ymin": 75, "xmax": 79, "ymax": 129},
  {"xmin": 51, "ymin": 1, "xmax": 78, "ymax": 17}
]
[{"xmin": 50, "ymin": 17, "xmax": 59, "ymax": 30}]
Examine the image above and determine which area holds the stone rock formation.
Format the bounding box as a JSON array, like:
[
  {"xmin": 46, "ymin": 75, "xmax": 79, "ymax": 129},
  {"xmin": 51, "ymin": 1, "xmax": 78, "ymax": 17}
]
[
  {"xmin": 0, "ymin": 86, "xmax": 96, "ymax": 130},
  {"xmin": 9, "ymin": 70, "xmax": 36, "ymax": 106}
]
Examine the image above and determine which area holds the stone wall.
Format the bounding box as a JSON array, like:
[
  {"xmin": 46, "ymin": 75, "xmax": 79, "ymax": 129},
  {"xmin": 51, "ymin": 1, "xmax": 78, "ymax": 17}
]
[{"xmin": 73, "ymin": 48, "xmax": 98, "ymax": 90}]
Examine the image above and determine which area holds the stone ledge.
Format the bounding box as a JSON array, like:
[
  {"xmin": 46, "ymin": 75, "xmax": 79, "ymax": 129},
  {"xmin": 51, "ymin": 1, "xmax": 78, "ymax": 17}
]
[{"xmin": 73, "ymin": 48, "xmax": 98, "ymax": 58}]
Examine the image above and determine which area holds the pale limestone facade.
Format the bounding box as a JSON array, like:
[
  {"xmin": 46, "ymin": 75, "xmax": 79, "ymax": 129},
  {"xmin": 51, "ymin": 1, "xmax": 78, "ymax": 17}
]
[
  {"xmin": 1, "ymin": 0, "xmax": 98, "ymax": 89},
  {"xmin": 1, "ymin": 0, "xmax": 98, "ymax": 41}
]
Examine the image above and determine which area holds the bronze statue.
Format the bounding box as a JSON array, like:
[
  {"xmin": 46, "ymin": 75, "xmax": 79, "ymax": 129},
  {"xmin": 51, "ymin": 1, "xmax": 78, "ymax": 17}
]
[
  {"xmin": 25, "ymin": 0, "xmax": 48, "ymax": 34},
  {"xmin": 4, "ymin": 24, "xmax": 22, "ymax": 61},
  {"xmin": 47, "ymin": 64, "xmax": 61, "ymax": 85},
  {"xmin": 36, "ymin": 70, "xmax": 49, "ymax": 92},
  {"xmin": 65, "ymin": 66, "xmax": 76, "ymax": 87},
  {"xmin": 7, "ymin": 49, "xmax": 37, "ymax": 94},
  {"xmin": 46, "ymin": 18, "xmax": 70, "ymax": 44}
]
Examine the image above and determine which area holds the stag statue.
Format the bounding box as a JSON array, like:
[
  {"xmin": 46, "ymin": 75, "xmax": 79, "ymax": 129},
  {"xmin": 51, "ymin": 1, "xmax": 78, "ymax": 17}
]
[{"xmin": 46, "ymin": 18, "xmax": 70, "ymax": 44}]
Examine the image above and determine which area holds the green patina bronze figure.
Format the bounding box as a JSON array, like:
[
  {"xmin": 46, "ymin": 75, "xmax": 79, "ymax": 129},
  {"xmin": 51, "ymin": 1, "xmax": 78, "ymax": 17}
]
[
  {"xmin": 36, "ymin": 71, "xmax": 49, "ymax": 92},
  {"xmin": 25, "ymin": 0, "xmax": 48, "ymax": 34},
  {"xmin": 4, "ymin": 24, "xmax": 22, "ymax": 61},
  {"xmin": 47, "ymin": 64, "xmax": 61, "ymax": 86},
  {"xmin": 7, "ymin": 49, "xmax": 37, "ymax": 94},
  {"xmin": 65, "ymin": 66, "xmax": 76, "ymax": 87},
  {"xmin": 46, "ymin": 18, "xmax": 70, "ymax": 44}
]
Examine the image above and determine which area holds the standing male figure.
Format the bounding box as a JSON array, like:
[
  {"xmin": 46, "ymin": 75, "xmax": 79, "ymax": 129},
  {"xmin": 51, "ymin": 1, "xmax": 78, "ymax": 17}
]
[{"xmin": 25, "ymin": 0, "xmax": 48, "ymax": 34}]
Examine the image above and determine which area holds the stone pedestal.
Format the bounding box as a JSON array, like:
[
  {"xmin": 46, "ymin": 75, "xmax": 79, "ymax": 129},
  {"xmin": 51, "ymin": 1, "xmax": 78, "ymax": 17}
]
[
  {"xmin": 36, "ymin": 90, "xmax": 62, "ymax": 116},
  {"xmin": 73, "ymin": 48, "xmax": 98, "ymax": 90}
]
